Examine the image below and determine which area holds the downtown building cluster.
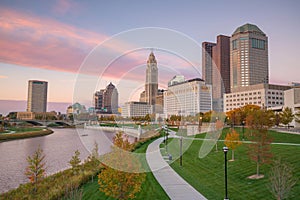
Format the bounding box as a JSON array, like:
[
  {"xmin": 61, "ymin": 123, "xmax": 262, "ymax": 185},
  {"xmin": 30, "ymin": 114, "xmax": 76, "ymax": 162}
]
[
  {"xmin": 120, "ymin": 52, "xmax": 213, "ymax": 119},
  {"xmin": 202, "ymin": 23, "xmax": 298, "ymax": 111},
  {"xmin": 89, "ymin": 23, "xmax": 299, "ymax": 127}
]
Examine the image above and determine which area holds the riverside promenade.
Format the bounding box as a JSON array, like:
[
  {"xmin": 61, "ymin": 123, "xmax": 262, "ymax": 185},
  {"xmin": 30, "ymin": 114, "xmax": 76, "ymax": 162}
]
[{"xmin": 146, "ymin": 136, "xmax": 207, "ymax": 200}]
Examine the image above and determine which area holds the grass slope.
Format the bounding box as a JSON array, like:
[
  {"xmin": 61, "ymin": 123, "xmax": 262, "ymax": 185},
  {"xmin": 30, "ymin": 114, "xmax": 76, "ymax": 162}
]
[{"xmin": 169, "ymin": 128, "xmax": 300, "ymax": 199}]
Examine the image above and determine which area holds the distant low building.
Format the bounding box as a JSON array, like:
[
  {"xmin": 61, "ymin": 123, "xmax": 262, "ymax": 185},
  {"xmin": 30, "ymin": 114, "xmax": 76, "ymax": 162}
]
[
  {"xmin": 66, "ymin": 102, "xmax": 87, "ymax": 118},
  {"xmin": 284, "ymin": 87, "xmax": 300, "ymax": 128},
  {"xmin": 164, "ymin": 77, "xmax": 212, "ymax": 117},
  {"xmin": 121, "ymin": 102, "xmax": 152, "ymax": 117},
  {"xmin": 17, "ymin": 111, "xmax": 57, "ymax": 120},
  {"xmin": 224, "ymin": 83, "xmax": 291, "ymax": 112}
]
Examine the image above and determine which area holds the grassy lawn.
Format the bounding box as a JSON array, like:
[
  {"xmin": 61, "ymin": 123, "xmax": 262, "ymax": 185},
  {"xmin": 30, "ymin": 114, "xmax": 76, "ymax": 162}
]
[
  {"xmin": 168, "ymin": 128, "xmax": 300, "ymax": 199},
  {"xmin": 0, "ymin": 127, "xmax": 43, "ymax": 134},
  {"xmin": 81, "ymin": 138, "xmax": 169, "ymax": 200},
  {"xmin": 0, "ymin": 128, "xmax": 53, "ymax": 141}
]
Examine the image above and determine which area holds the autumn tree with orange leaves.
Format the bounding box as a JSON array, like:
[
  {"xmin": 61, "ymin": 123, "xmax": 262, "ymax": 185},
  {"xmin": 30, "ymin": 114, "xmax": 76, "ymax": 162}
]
[
  {"xmin": 98, "ymin": 132, "xmax": 146, "ymax": 200},
  {"xmin": 25, "ymin": 146, "xmax": 46, "ymax": 192},
  {"xmin": 224, "ymin": 129, "xmax": 242, "ymax": 161},
  {"xmin": 246, "ymin": 109, "xmax": 274, "ymax": 178}
]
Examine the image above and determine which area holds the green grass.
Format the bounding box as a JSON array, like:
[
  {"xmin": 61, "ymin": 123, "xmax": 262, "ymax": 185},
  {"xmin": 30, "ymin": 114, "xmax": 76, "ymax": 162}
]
[
  {"xmin": 81, "ymin": 138, "xmax": 169, "ymax": 200},
  {"xmin": 168, "ymin": 129, "xmax": 300, "ymax": 199},
  {"xmin": 0, "ymin": 128, "xmax": 53, "ymax": 141},
  {"xmin": 0, "ymin": 127, "xmax": 43, "ymax": 134}
]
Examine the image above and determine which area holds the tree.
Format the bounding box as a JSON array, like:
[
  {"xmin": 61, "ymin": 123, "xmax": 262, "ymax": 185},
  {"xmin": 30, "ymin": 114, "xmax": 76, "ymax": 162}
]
[
  {"xmin": 268, "ymin": 158, "xmax": 298, "ymax": 200},
  {"xmin": 280, "ymin": 107, "xmax": 294, "ymax": 129},
  {"xmin": 87, "ymin": 142, "xmax": 101, "ymax": 182},
  {"xmin": 98, "ymin": 132, "xmax": 146, "ymax": 200},
  {"xmin": 144, "ymin": 114, "xmax": 151, "ymax": 124},
  {"xmin": 294, "ymin": 110, "xmax": 300, "ymax": 124},
  {"xmin": 214, "ymin": 120, "xmax": 224, "ymax": 151},
  {"xmin": 247, "ymin": 109, "xmax": 274, "ymax": 178},
  {"xmin": 274, "ymin": 112, "xmax": 282, "ymax": 127},
  {"xmin": 25, "ymin": 146, "xmax": 46, "ymax": 192},
  {"xmin": 69, "ymin": 150, "xmax": 81, "ymax": 175},
  {"xmin": 224, "ymin": 129, "xmax": 242, "ymax": 161}
]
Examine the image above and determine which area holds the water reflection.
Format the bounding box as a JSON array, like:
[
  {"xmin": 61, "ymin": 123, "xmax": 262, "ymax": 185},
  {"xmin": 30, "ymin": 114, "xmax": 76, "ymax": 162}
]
[{"xmin": 0, "ymin": 128, "xmax": 128, "ymax": 193}]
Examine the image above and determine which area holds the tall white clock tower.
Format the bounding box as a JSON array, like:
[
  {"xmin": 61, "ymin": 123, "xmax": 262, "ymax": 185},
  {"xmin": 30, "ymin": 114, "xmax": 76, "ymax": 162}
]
[{"xmin": 145, "ymin": 52, "xmax": 158, "ymax": 106}]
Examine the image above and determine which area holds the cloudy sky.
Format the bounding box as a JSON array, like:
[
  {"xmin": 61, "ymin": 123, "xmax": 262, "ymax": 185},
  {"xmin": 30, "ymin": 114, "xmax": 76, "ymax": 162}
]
[{"xmin": 0, "ymin": 0, "xmax": 299, "ymax": 113}]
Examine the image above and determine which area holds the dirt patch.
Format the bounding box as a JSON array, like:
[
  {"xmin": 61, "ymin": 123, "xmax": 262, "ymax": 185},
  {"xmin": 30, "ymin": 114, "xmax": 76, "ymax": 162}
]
[{"xmin": 248, "ymin": 174, "xmax": 264, "ymax": 179}]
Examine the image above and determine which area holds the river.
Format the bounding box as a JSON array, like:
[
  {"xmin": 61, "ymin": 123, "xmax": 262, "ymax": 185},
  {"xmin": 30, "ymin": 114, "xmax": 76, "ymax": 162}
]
[{"xmin": 0, "ymin": 128, "xmax": 130, "ymax": 194}]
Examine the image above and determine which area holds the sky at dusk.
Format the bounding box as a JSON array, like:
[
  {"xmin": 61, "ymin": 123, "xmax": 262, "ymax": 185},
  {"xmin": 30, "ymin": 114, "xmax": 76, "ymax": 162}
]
[{"xmin": 0, "ymin": 0, "xmax": 300, "ymax": 114}]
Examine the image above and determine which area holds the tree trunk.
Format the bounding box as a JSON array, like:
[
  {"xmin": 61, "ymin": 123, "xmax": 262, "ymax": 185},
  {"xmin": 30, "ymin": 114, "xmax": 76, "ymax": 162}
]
[
  {"xmin": 232, "ymin": 150, "xmax": 235, "ymax": 161},
  {"xmin": 257, "ymin": 162, "xmax": 260, "ymax": 176}
]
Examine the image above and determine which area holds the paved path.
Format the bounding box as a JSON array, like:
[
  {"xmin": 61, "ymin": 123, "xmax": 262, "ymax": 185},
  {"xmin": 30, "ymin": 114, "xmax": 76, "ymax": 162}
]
[{"xmin": 146, "ymin": 137, "xmax": 207, "ymax": 200}]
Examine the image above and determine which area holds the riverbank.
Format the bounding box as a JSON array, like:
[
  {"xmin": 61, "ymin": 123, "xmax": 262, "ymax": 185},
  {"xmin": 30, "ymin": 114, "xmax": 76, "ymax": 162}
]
[
  {"xmin": 0, "ymin": 129, "xmax": 166, "ymax": 199},
  {"xmin": 0, "ymin": 128, "xmax": 53, "ymax": 142}
]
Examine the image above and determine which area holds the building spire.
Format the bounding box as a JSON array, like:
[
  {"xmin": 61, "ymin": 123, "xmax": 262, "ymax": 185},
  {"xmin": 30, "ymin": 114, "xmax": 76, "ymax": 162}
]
[{"xmin": 147, "ymin": 51, "xmax": 157, "ymax": 64}]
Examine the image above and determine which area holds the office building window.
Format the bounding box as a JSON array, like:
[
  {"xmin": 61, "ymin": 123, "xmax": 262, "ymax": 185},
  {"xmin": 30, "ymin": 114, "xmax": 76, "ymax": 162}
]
[
  {"xmin": 251, "ymin": 38, "xmax": 265, "ymax": 49},
  {"xmin": 232, "ymin": 39, "xmax": 238, "ymax": 50}
]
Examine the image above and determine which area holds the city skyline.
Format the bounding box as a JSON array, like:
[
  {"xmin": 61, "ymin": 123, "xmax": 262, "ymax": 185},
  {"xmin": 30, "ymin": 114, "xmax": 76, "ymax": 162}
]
[{"xmin": 0, "ymin": 1, "xmax": 300, "ymax": 114}]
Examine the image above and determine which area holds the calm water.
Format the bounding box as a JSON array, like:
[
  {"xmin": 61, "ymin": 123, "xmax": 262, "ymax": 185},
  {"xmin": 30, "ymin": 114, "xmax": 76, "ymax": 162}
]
[{"xmin": 0, "ymin": 128, "xmax": 130, "ymax": 193}]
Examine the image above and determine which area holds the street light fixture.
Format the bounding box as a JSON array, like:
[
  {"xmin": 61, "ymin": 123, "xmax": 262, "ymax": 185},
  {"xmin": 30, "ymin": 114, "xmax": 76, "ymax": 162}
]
[
  {"xmin": 198, "ymin": 116, "xmax": 203, "ymax": 132},
  {"xmin": 242, "ymin": 120, "xmax": 245, "ymax": 140},
  {"xmin": 223, "ymin": 146, "xmax": 229, "ymax": 200},
  {"xmin": 166, "ymin": 125, "xmax": 168, "ymax": 153}
]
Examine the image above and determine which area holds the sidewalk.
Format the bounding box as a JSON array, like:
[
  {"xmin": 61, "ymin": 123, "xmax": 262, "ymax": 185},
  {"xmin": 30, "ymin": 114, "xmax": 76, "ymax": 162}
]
[{"xmin": 146, "ymin": 137, "xmax": 207, "ymax": 200}]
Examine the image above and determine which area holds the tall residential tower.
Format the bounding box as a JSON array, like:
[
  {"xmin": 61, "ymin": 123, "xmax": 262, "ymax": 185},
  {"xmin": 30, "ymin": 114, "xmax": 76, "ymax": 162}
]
[{"xmin": 27, "ymin": 80, "xmax": 48, "ymax": 112}]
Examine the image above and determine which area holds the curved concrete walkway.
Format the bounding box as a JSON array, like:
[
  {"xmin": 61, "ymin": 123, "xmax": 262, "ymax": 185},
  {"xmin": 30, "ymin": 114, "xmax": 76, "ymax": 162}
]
[{"xmin": 146, "ymin": 137, "xmax": 207, "ymax": 200}]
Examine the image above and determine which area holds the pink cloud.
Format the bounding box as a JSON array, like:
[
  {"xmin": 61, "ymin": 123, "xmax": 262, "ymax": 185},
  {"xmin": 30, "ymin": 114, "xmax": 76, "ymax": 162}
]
[
  {"xmin": 0, "ymin": 75, "xmax": 8, "ymax": 79},
  {"xmin": 0, "ymin": 7, "xmax": 105, "ymax": 73},
  {"xmin": 53, "ymin": 0, "xmax": 79, "ymax": 15},
  {"xmin": 0, "ymin": 8, "xmax": 201, "ymax": 84}
]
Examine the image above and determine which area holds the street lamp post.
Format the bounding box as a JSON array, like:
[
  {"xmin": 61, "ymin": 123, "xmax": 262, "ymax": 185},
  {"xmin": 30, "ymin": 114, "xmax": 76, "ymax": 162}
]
[
  {"xmin": 180, "ymin": 135, "xmax": 183, "ymax": 166},
  {"xmin": 223, "ymin": 146, "xmax": 229, "ymax": 200},
  {"xmin": 166, "ymin": 125, "xmax": 168, "ymax": 153},
  {"xmin": 198, "ymin": 116, "xmax": 202, "ymax": 132},
  {"xmin": 242, "ymin": 120, "xmax": 245, "ymax": 140}
]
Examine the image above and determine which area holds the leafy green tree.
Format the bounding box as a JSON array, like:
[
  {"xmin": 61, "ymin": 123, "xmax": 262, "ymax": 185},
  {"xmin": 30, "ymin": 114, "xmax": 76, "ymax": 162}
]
[
  {"xmin": 87, "ymin": 142, "xmax": 101, "ymax": 182},
  {"xmin": 280, "ymin": 107, "xmax": 294, "ymax": 129},
  {"xmin": 269, "ymin": 158, "xmax": 298, "ymax": 200},
  {"xmin": 69, "ymin": 150, "xmax": 81, "ymax": 175},
  {"xmin": 98, "ymin": 132, "xmax": 146, "ymax": 200},
  {"xmin": 88, "ymin": 142, "xmax": 100, "ymax": 167},
  {"xmin": 25, "ymin": 146, "xmax": 46, "ymax": 192}
]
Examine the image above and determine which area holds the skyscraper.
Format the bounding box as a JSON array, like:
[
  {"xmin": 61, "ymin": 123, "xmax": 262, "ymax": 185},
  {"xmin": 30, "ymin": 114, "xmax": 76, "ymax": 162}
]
[
  {"xmin": 202, "ymin": 42, "xmax": 216, "ymax": 85},
  {"xmin": 145, "ymin": 52, "xmax": 158, "ymax": 106},
  {"xmin": 94, "ymin": 89, "xmax": 104, "ymax": 111},
  {"xmin": 202, "ymin": 35, "xmax": 230, "ymax": 112},
  {"xmin": 230, "ymin": 23, "xmax": 269, "ymax": 90},
  {"xmin": 212, "ymin": 35, "xmax": 231, "ymax": 98},
  {"xmin": 103, "ymin": 82, "xmax": 118, "ymax": 114},
  {"xmin": 27, "ymin": 80, "xmax": 48, "ymax": 112}
]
